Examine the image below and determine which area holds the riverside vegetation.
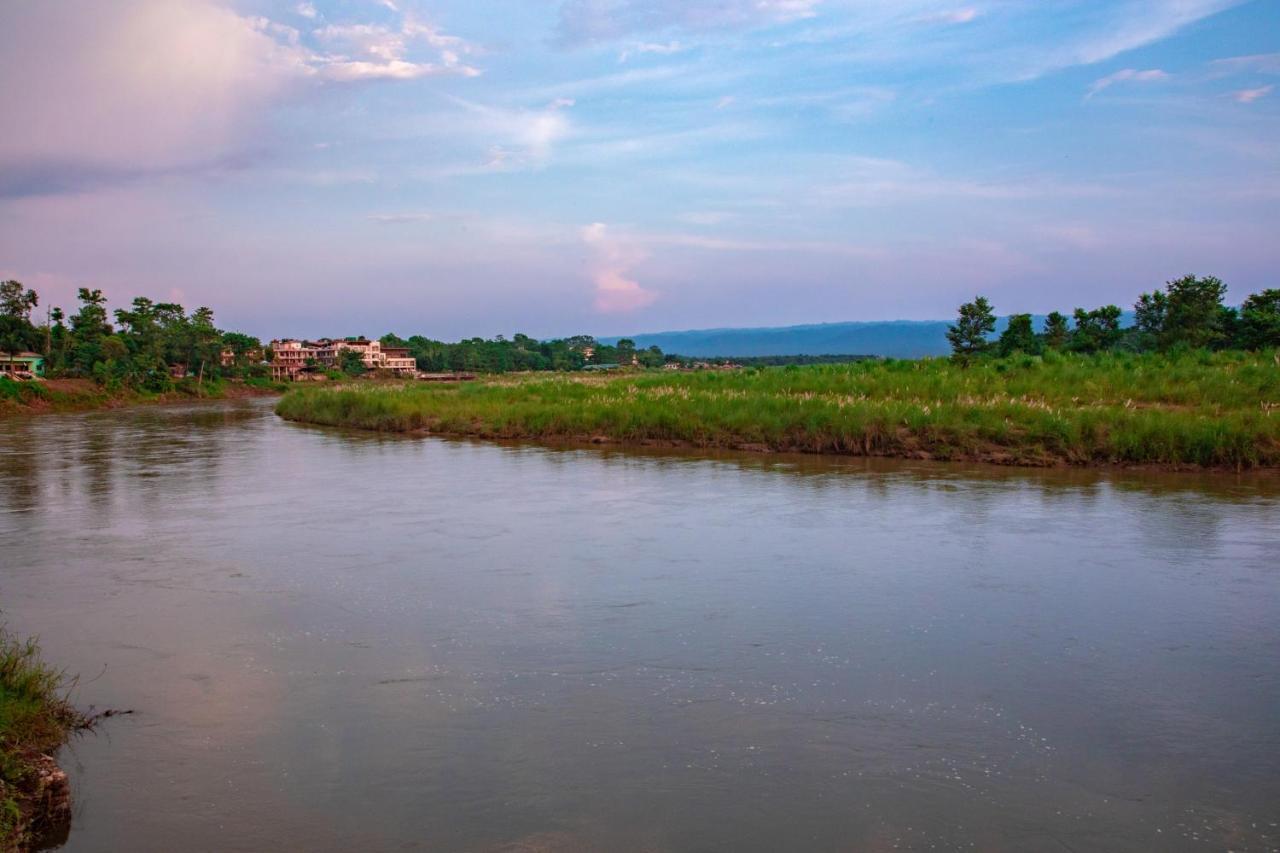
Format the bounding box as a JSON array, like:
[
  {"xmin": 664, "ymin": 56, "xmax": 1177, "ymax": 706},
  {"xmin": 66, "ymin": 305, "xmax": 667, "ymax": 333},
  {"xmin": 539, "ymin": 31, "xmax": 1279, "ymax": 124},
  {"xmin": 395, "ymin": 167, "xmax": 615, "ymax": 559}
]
[
  {"xmin": 276, "ymin": 349, "xmax": 1280, "ymax": 469},
  {"xmin": 278, "ymin": 276, "xmax": 1280, "ymax": 469},
  {"xmin": 0, "ymin": 280, "xmax": 282, "ymax": 414},
  {"xmin": 0, "ymin": 628, "xmax": 87, "ymax": 851}
]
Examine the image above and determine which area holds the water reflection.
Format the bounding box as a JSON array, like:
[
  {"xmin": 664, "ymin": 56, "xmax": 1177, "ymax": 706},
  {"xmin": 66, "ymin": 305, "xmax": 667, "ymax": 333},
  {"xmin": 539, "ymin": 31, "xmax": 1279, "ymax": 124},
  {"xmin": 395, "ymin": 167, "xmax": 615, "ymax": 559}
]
[{"xmin": 2, "ymin": 399, "xmax": 1278, "ymax": 852}]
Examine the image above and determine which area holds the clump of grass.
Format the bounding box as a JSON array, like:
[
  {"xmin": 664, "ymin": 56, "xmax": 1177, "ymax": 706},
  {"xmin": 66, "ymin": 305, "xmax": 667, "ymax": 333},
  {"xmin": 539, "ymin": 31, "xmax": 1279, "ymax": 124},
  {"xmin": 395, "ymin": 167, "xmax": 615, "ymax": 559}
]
[
  {"xmin": 275, "ymin": 350, "xmax": 1280, "ymax": 469},
  {"xmin": 0, "ymin": 628, "xmax": 86, "ymax": 848}
]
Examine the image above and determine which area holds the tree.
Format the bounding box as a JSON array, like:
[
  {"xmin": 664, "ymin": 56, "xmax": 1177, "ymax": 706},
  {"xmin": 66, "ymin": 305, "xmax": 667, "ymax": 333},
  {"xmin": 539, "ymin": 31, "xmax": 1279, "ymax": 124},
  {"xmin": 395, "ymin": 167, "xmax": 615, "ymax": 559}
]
[
  {"xmin": 946, "ymin": 296, "xmax": 996, "ymax": 364},
  {"xmin": 0, "ymin": 280, "xmax": 40, "ymax": 375},
  {"xmin": 1238, "ymin": 288, "xmax": 1280, "ymax": 350},
  {"xmin": 48, "ymin": 307, "xmax": 68, "ymax": 372},
  {"xmin": 69, "ymin": 288, "xmax": 112, "ymax": 374},
  {"xmin": 187, "ymin": 306, "xmax": 222, "ymax": 383},
  {"xmin": 1070, "ymin": 305, "xmax": 1122, "ymax": 353},
  {"xmin": 1134, "ymin": 275, "xmax": 1229, "ymax": 350},
  {"xmin": 339, "ymin": 349, "xmax": 366, "ymax": 376},
  {"xmin": 0, "ymin": 280, "xmax": 38, "ymax": 322},
  {"xmin": 616, "ymin": 338, "xmax": 637, "ymax": 365},
  {"xmin": 221, "ymin": 332, "xmax": 261, "ymax": 372},
  {"xmin": 1042, "ymin": 311, "xmax": 1070, "ymax": 350},
  {"xmin": 997, "ymin": 314, "xmax": 1038, "ymax": 356}
]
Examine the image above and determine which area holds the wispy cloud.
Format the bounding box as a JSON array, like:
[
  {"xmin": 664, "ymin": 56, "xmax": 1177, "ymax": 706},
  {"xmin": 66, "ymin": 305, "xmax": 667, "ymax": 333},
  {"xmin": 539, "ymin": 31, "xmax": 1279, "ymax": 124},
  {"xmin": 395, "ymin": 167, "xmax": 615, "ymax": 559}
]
[
  {"xmin": 618, "ymin": 40, "xmax": 684, "ymax": 62},
  {"xmin": 556, "ymin": 0, "xmax": 821, "ymax": 47},
  {"xmin": 1086, "ymin": 68, "xmax": 1169, "ymax": 99},
  {"xmin": 368, "ymin": 212, "xmax": 434, "ymax": 224},
  {"xmin": 1232, "ymin": 84, "xmax": 1273, "ymax": 104},
  {"xmin": 1209, "ymin": 52, "xmax": 1280, "ymax": 75},
  {"xmin": 917, "ymin": 7, "xmax": 979, "ymax": 25}
]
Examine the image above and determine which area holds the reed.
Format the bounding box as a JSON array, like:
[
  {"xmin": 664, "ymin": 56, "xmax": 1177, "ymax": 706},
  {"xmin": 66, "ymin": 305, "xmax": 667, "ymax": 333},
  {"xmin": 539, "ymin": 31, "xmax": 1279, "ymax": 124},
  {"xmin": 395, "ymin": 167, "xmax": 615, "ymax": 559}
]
[{"xmin": 275, "ymin": 350, "xmax": 1280, "ymax": 468}]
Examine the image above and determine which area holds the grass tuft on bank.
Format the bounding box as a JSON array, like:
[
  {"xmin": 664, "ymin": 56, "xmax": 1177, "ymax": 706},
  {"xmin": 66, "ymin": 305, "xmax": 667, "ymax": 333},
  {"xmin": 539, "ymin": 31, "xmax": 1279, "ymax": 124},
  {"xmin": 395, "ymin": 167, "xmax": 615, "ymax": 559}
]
[
  {"xmin": 1, "ymin": 629, "xmax": 86, "ymax": 850},
  {"xmin": 275, "ymin": 350, "xmax": 1280, "ymax": 469}
]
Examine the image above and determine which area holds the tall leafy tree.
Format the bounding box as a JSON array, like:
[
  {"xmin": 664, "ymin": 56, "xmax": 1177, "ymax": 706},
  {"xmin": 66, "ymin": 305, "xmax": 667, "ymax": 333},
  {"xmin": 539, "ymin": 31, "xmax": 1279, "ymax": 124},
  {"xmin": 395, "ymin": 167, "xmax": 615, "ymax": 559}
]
[
  {"xmin": 69, "ymin": 288, "xmax": 112, "ymax": 374},
  {"xmin": 1070, "ymin": 306, "xmax": 1122, "ymax": 353},
  {"xmin": 0, "ymin": 280, "xmax": 40, "ymax": 373},
  {"xmin": 997, "ymin": 314, "xmax": 1039, "ymax": 356},
  {"xmin": 1238, "ymin": 289, "xmax": 1280, "ymax": 350},
  {"xmin": 1134, "ymin": 275, "xmax": 1229, "ymax": 350},
  {"xmin": 946, "ymin": 296, "xmax": 996, "ymax": 364},
  {"xmin": 1042, "ymin": 311, "xmax": 1070, "ymax": 350}
]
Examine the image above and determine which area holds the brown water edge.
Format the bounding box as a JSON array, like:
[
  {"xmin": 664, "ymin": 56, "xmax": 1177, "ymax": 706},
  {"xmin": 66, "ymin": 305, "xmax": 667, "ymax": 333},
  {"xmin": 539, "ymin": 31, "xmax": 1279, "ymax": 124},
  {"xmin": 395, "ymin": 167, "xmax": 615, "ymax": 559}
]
[
  {"xmin": 0, "ymin": 381, "xmax": 281, "ymax": 418},
  {"xmin": 282, "ymin": 413, "xmax": 1280, "ymax": 475}
]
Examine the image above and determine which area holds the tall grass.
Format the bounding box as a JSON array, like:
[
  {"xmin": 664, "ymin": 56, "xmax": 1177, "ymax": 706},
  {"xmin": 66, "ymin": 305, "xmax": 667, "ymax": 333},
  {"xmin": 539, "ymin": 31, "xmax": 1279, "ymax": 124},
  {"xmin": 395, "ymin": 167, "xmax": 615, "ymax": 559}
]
[
  {"xmin": 276, "ymin": 350, "xmax": 1280, "ymax": 468},
  {"xmin": 1, "ymin": 628, "xmax": 83, "ymax": 842}
]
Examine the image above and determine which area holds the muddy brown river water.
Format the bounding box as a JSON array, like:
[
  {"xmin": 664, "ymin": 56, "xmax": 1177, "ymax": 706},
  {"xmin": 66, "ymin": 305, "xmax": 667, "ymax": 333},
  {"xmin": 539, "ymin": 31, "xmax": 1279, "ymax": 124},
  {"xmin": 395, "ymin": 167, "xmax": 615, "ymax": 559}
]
[{"xmin": 2, "ymin": 398, "xmax": 1278, "ymax": 851}]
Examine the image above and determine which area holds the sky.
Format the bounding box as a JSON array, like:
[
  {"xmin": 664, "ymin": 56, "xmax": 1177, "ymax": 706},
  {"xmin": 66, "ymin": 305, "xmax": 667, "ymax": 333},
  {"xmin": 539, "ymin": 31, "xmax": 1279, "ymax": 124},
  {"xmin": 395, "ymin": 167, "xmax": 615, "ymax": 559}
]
[{"xmin": 0, "ymin": 0, "xmax": 1277, "ymax": 340}]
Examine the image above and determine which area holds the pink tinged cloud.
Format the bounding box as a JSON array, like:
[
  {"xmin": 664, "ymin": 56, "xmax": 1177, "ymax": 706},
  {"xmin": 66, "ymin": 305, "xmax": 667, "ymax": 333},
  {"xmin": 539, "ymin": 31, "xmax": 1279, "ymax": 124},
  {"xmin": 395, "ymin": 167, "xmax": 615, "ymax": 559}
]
[
  {"xmin": 582, "ymin": 223, "xmax": 658, "ymax": 314},
  {"xmin": 1232, "ymin": 85, "xmax": 1273, "ymax": 103}
]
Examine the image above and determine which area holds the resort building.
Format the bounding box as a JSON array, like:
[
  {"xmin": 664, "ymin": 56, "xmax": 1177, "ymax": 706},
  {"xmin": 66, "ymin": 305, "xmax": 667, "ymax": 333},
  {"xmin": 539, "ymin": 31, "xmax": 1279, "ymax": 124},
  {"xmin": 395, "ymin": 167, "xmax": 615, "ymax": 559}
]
[
  {"xmin": 269, "ymin": 338, "xmax": 418, "ymax": 380},
  {"xmin": 269, "ymin": 339, "xmax": 319, "ymax": 381},
  {"xmin": 0, "ymin": 352, "xmax": 45, "ymax": 380}
]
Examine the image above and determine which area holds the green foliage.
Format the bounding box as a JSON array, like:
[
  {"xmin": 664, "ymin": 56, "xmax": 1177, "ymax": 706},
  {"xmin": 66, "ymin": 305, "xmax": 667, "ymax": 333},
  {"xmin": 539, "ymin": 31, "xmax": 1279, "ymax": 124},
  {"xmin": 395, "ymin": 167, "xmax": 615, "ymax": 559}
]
[
  {"xmin": 1, "ymin": 627, "xmax": 84, "ymax": 844},
  {"xmin": 1042, "ymin": 311, "xmax": 1070, "ymax": 350},
  {"xmin": 378, "ymin": 332, "xmax": 628, "ymax": 373},
  {"xmin": 947, "ymin": 296, "xmax": 996, "ymax": 364},
  {"xmin": 1239, "ymin": 289, "xmax": 1280, "ymax": 350},
  {"xmin": 0, "ymin": 281, "xmax": 260, "ymax": 391},
  {"xmin": 1135, "ymin": 274, "xmax": 1230, "ymax": 350},
  {"xmin": 339, "ymin": 349, "xmax": 366, "ymax": 376},
  {"xmin": 1070, "ymin": 305, "xmax": 1123, "ymax": 353},
  {"xmin": 998, "ymin": 314, "xmax": 1040, "ymax": 356},
  {"xmin": 276, "ymin": 350, "xmax": 1280, "ymax": 469}
]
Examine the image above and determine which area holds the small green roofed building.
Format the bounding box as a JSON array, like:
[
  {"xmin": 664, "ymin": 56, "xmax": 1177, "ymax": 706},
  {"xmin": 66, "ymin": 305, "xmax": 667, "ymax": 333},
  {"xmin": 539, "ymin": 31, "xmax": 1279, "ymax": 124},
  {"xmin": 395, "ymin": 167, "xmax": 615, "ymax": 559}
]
[{"xmin": 0, "ymin": 352, "xmax": 46, "ymax": 380}]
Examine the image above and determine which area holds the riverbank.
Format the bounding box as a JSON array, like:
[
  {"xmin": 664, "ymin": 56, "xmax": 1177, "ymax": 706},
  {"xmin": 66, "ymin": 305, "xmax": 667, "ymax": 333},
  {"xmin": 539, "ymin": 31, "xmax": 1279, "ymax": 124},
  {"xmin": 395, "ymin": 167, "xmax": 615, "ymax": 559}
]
[
  {"xmin": 0, "ymin": 629, "xmax": 87, "ymax": 852},
  {"xmin": 275, "ymin": 351, "xmax": 1280, "ymax": 469},
  {"xmin": 0, "ymin": 377, "xmax": 286, "ymax": 417}
]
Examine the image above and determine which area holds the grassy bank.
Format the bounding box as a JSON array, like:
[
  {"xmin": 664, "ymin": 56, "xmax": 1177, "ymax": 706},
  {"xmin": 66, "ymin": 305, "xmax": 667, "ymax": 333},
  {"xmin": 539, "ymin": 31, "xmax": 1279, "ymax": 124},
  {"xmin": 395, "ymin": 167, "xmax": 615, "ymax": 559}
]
[
  {"xmin": 0, "ymin": 376, "xmax": 287, "ymax": 417},
  {"xmin": 0, "ymin": 629, "xmax": 86, "ymax": 851},
  {"xmin": 276, "ymin": 350, "xmax": 1280, "ymax": 469}
]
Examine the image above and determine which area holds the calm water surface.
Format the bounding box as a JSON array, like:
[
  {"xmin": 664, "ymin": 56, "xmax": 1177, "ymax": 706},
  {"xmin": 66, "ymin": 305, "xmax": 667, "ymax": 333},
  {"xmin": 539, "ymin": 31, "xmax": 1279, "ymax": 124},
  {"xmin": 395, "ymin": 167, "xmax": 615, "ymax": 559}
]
[{"xmin": 2, "ymin": 399, "xmax": 1278, "ymax": 852}]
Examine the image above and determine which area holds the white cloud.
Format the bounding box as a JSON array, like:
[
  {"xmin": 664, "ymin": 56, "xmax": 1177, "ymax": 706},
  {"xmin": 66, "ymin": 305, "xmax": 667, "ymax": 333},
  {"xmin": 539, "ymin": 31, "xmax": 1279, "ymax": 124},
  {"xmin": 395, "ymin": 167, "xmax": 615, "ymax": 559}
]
[
  {"xmin": 0, "ymin": 0, "xmax": 484, "ymax": 194},
  {"xmin": 582, "ymin": 223, "xmax": 657, "ymax": 313},
  {"xmin": 618, "ymin": 41, "xmax": 684, "ymax": 62},
  {"xmin": 446, "ymin": 98, "xmax": 574, "ymax": 167},
  {"xmin": 1209, "ymin": 52, "xmax": 1280, "ymax": 75},
  {"xmin": 295, "ymin": 2, "xmax": 317, "ymax": 20},
  {"xmin": 1086, "ymin": 68, "xmax": 1169, "ymax": 99},
  {"xmin": 1232, "ymin": 85, "xmax": 1273, "ymax": 104},
  {"xmin": 918, "ymin": 7, "xmax": 978, "ymax": 25},
  {"xmin": 313, "ymin": 18, "xmax": 480, "ymax": 80}
]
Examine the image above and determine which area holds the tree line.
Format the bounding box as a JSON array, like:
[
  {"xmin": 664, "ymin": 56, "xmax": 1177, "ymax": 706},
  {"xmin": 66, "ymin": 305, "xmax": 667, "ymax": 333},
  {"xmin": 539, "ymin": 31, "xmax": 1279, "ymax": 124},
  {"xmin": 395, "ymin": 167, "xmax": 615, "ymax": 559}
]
[
  {"xmin": 0, "ymin": 281, "xmax": 264, "ymax": 390},
  {"xmin": 947, "ymin": 275, "xmax": 1280, "ymax": 363},
  {"xmin": 378, "ymin": 333, "xmax": 666, "ymax": 373}
]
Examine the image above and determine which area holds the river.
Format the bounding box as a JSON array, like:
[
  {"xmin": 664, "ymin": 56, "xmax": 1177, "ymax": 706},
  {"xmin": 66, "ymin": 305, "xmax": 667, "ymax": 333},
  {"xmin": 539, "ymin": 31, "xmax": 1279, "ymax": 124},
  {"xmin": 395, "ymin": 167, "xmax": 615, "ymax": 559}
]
[{"xmin": 2, "ymin": 398, "xmax": 1278, "ymax": 852}]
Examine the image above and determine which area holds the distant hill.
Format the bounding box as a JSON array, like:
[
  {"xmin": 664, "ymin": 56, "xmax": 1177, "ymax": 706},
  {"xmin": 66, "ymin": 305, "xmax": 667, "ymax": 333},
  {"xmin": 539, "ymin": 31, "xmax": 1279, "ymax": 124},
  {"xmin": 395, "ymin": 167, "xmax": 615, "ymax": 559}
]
[
  {"xmin": 602, "ymin": 313, "xmax": 1137, "ymax": 359},
  {"xmin": 601, "ymin": 320, "xmax": 952, "ymax": 359}
]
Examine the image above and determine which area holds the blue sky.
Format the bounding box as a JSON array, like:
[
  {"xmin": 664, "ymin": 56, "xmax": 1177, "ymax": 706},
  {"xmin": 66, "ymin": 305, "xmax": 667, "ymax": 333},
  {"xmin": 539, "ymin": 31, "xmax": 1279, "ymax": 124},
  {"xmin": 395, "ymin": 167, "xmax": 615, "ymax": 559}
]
[{"xmin": 0, "ymin": 0, "xmax": 1276, "ymax": 339}]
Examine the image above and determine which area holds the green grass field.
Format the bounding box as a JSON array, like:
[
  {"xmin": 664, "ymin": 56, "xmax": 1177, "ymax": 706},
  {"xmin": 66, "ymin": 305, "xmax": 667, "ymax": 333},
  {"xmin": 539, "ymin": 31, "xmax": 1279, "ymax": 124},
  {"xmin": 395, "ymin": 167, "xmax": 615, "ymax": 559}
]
[{"xmin": 275, "ymin": 350, "xmax": 1280, "ymax": 469}]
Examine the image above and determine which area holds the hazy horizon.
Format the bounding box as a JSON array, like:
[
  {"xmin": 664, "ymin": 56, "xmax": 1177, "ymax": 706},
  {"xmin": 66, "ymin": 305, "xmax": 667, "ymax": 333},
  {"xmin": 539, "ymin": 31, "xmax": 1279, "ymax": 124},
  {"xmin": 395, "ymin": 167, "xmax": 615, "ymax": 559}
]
[{"xmin": 2, "ymin": 0, "xmax": 1277, "ymax": 341}]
